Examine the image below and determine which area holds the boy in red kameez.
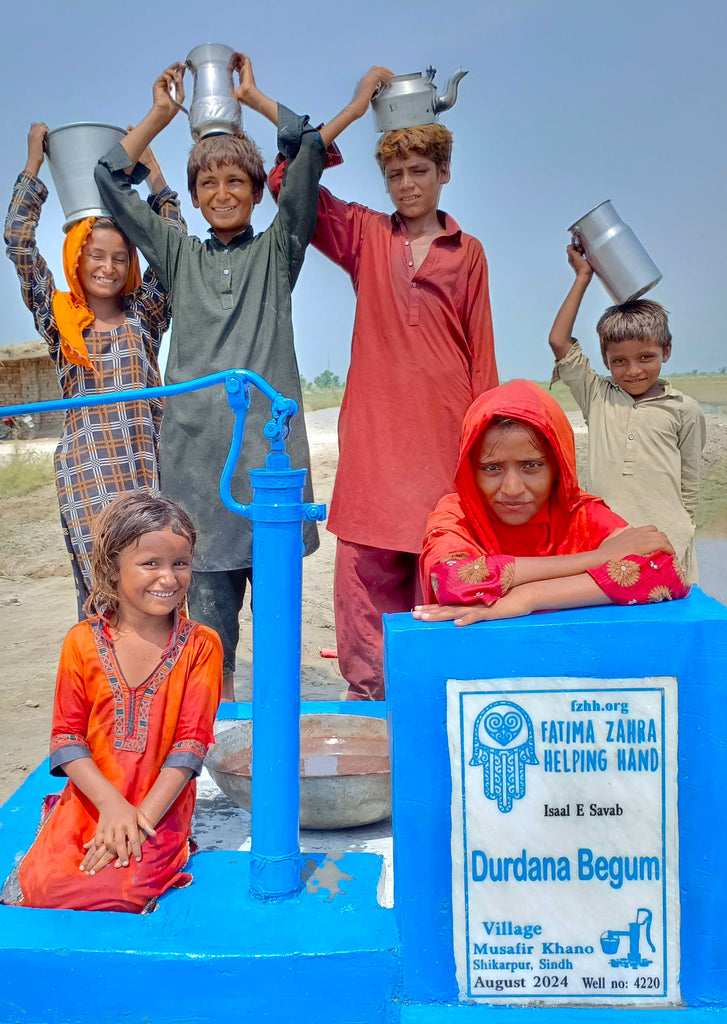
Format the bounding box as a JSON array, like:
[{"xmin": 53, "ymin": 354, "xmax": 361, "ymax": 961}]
[{"xmin": 268, "ymin": 68, "xmax": 499, "ymax": 700}]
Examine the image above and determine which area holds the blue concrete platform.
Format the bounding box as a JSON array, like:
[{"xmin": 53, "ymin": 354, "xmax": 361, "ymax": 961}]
[
  {"xmin": 3, "ymin": 595, "xmax": 727, "ymax": 1022},
  {"xmin": 0, "ymin": 704, "xmax": 400, "ymax": 1024},
  {"xmin": 386, "ymin": 589, "xmax": 727, "ymax": 1022},
  {"xmin": 216, "ymin": 698, "xmax": 387, "ymax": 720},
  {"xmin": 401, "ymin": 1008, "xmax": 727, "ymax": 1021},
  {"xmin": 0, "ymin": 850, "xmax": 400, "ymax": 1024}
]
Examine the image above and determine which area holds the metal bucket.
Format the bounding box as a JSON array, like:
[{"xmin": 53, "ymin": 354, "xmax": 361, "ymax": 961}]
[
  {"xmin": 569, "ymin": 200, "xmax": 662, "ymax": 304},
  {"xmin": 45, "ymin": 123, "xmax": 127, "ymax": 232},
  {"xmin": 185, "ymin": 43, "xmax": 241, "ymax": 141}
]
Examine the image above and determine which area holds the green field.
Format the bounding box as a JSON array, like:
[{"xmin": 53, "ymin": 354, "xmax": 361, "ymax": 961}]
[
  {"xmin": 542, "ymin": 372, "xmax": 727, "ymax": 414},
  {"xmin": 0, "ymin": 447, "xmax": 55, "ymax": 497},
  {"xmin": 303, "ymin": 373, "xmax": 727, "ymax": 415},
  {"xmin": 3, "ymin": 375, "xmax": 724, "ymax": 532},
  {"xmin": 301, "ymin": 385, "xmax": 345, "ymax": 412},
  {"xmin": 300, "ymin": 373, "xmax": 727, "ymax": 537}
]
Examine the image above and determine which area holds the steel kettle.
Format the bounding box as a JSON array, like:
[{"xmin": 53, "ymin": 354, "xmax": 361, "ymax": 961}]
[{"xmin": 371, "ymin": 66, "xmax": 468, "ymax": 132}]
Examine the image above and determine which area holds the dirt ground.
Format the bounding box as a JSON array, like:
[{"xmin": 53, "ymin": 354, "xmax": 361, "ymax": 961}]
[{"xmin": 0, "ymin": 409, "xmax": 725, "ymax": 804}]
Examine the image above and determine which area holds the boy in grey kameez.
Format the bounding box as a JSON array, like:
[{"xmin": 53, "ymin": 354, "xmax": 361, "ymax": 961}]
[{"xmin": 95, "ymin": 58, "xmax": 325, "ymax": 699}]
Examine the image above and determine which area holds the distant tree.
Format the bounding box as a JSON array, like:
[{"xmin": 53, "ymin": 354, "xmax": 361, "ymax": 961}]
[
  {"xmin": 299, "ymin": 374, "xmax": 310, "ymax": 390},
  {"xmin": 314, "ymin": 370, "xmax": 342, "ymax": 389}
]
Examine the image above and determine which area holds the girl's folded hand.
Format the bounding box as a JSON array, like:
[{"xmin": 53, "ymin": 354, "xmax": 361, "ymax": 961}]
[
  {"xmin": 598, "ymin": 525, "xmax": 674, "ymax": 561},
  {"xmin": 81, "ymin": 794, "xmax": 155, "ymax": 870}
]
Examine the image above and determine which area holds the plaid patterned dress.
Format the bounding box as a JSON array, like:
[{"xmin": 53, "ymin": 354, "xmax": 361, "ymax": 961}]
[{"xmin": 4, "ymin": 173, "xmax": 186, "ymax": 609}]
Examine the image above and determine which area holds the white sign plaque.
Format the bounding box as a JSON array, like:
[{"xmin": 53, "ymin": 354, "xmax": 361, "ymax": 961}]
[{"xmin": 448, "ymin": 677, "xmax": 680, "ymax": 1006}]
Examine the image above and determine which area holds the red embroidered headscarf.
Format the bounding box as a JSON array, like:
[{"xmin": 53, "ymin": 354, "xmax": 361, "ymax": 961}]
[{"xmin": 425, "ymin": 379, "xmax": 624, "ymax": 563}]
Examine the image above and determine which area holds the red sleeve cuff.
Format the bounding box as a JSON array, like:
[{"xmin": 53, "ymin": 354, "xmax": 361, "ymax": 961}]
[
  {"xmin": 587, "ymin": 552, "xmax": 690, "ymax": 605},
  {"xmin": 430, "ymin": 553, "xmax": 516, "ymax": 606}
]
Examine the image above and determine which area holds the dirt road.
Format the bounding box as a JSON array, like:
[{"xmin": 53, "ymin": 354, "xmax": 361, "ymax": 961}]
[{"xmin": 1, "ymin": 409, "xmax": 725, "ymax": 804}]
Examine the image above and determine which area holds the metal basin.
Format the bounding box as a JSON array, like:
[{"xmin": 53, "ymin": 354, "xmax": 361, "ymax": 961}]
[{"xmin": 205, "ymin": 714, "xmax": 391, "ymax": 829}]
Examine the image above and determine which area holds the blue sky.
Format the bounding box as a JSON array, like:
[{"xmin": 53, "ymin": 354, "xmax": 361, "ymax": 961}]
[{"xmin": 1, "ymin": 0, "xmax": 724, "ymax": 382}]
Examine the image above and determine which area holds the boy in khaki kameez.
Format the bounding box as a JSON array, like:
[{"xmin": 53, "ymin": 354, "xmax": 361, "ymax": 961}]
[{"xmin": 549, "ymin": 245, "xmax": 705, "ymax": 581}]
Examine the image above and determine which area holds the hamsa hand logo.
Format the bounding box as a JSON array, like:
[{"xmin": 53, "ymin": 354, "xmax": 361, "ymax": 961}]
[{"xmin": 470, "ymin": 701, "xmax": 538, "ymax": 812}]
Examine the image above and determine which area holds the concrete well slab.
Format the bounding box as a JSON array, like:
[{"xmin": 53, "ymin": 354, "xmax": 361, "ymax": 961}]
[{"xmin": 0, "ymin": 703, "xmax": 400, "ymax": 1024}]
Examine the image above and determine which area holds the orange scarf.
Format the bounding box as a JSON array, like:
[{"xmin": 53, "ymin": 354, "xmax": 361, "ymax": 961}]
[{"xmin": 51, "ymin": 217, "xmax": 141, "ymax": 369}]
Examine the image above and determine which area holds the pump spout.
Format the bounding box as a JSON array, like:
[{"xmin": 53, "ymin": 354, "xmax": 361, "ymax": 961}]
[{"xmin": 434, "ymin": 68, "xmax": 468, "ymax": 114}]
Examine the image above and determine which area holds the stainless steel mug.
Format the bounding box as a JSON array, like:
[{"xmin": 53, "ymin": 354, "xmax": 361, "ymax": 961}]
[
  {"xmin": 44, "ymin": 123, "xmax": 127, "ymax": 232},
  {"xmin": 569, "ymin": 200, "xmax": 662, "ymax": 304},
  {"xmin": 185, "ymin": 43, "xmax": 241, "ymax": 141}
]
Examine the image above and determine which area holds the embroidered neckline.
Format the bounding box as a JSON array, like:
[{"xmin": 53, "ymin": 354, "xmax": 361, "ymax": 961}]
[{"xmin": 90, "ymin": 616, "xmax": 194, "ymax": 753}]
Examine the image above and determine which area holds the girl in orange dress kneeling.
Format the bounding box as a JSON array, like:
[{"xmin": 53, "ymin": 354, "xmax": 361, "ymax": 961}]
[
  {"xmin": 1, "ymin": 491, "xmax": 222, "ymax": 913},
  {"xmin": 414, "ymin": 380, "xmax": 690, "ymax": 626}
]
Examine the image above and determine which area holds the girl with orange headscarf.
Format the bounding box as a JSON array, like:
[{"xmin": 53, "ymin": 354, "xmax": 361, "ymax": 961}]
[
  {"xmin": 415, "ymin": 380, "xmax": 689, "ymax": 626},
  {"xmin": 5, "ymin": 123, "xmax": 185, "ymax": 617}
]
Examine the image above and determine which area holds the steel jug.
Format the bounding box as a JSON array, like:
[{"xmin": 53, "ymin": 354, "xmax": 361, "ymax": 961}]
[
  {"xmin": 371, "ymin": 67, "xmax": 468, "ymax": 132},
  {"xmin": 569, "ymin": 200, "xmax": 662, "ymax": 304},
  {"xmin": 185, "ymin": 43, "xmax": 241, "ymax": 141},
  {"xmin": 44, "ymin": 123, "xmax": 127, "ymax": 232}
]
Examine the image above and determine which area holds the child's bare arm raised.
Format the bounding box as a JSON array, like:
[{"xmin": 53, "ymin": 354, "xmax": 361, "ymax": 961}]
[
  {"xmin": 24, "ymin": 122, "xmax": 48, "ymax": 177},
  {"xmin": 236, "ymin": 55, "xmax": 393, "ymax": 149},
  {"xmin": 318, "ymin": 65, "xmax": 393, "ymax": 148},
  {"xmin": 120, "ymin": 64, "xmax": 186, "ymax": 170},
  {"xmin": 549, "ymin": 244, "xmax": 594, "ymax": 360},
  {"xmin": 230, "ymin": 53, "xmax": 279, "ymax": 124}
]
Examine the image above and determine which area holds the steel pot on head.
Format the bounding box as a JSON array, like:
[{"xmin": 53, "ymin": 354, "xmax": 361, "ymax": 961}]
[
  {"xmin": 185, "ymin": 43, "xmax": 241, "ymax": 141},
  {"xmin": 569, "ymin": 200, "xmax": 662, "ymax": 304},
  {"xmin": 371, "ymin": 66, "xmax": 468, "ymax": 133},
  {"xmin": 44, "ymin": 123, "xmax": 127, "ymax": 232}
]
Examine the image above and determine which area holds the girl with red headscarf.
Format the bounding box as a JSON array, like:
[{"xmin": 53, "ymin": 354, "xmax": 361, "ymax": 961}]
[
  {"xmin": 5, "ymin": 122, "xmax": 185, "ymax": 617},
  {"xmin": 415, "ymin": 380, "xmax": 689, "ymax": 626}
]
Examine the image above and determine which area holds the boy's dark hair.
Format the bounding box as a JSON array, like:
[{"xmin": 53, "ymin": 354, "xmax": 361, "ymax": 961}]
[
  {"xmin": 187, "ymin": 132, "xmax": 265, "ymax": 198},
  {"xmin": 84, "ymin": 490, "xmax": 196, "ymax": 621},
  {"xmin": 375, "ymin": 123, "xmax": 453, "ymax": 172},
  {"xmin": 596, "ymin": 299, "xmax": 672, "ymax": 366}
]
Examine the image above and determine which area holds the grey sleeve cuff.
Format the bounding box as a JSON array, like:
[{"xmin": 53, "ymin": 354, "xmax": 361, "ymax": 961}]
[
  {"xmin": 163, "ymin": 751, "xmax": 205, "ymax": 776},
  {"xmin": 50, "ymin": 745, "xmax": 92, "ymax": 777},
  {"xmin": 276, "ymin": 104, "xmax": 319, "ymax": 161},
  {"xmin": 99, "ymin": 143, "xmax": 150, "ymax": 185}
]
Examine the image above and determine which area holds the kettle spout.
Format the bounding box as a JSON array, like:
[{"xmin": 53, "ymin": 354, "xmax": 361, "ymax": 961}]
[{"xmin": 434, "ymin": 68, "xmax": 468, "ymax": 114}]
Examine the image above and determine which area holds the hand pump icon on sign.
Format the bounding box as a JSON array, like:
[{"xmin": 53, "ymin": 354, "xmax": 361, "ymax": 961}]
[{"xmin": 600, "ymin": 908, "xmax": 656, "ymax": 968}]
